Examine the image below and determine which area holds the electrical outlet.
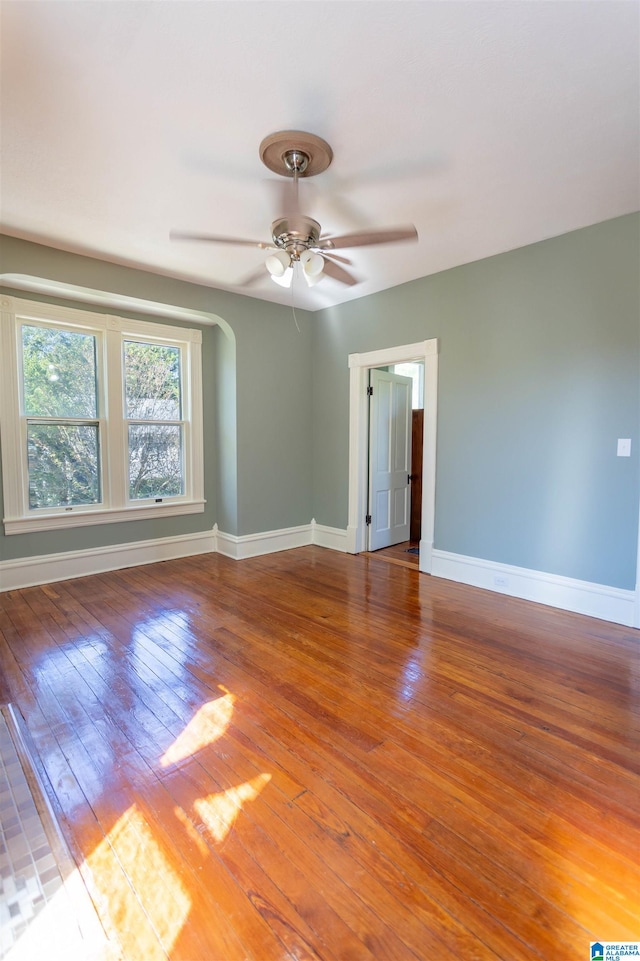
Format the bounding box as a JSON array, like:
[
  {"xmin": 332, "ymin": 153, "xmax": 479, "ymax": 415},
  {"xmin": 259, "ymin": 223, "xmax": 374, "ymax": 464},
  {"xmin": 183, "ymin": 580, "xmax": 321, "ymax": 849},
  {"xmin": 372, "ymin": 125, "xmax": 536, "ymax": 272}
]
[
  {"xmin": 617, "ymin": 438, "xmax": 631, "ymax": 457},
  {"xmin": 494, "ymin": 574, "xmax": 509, "ymax": 588}
]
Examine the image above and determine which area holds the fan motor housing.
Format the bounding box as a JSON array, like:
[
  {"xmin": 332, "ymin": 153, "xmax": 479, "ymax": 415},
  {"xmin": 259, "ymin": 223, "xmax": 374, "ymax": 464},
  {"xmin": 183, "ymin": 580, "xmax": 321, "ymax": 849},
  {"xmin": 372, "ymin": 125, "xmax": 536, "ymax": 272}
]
[{"xmin": 271, "ymin": 217, "xmax": 321, "ymax": 257}]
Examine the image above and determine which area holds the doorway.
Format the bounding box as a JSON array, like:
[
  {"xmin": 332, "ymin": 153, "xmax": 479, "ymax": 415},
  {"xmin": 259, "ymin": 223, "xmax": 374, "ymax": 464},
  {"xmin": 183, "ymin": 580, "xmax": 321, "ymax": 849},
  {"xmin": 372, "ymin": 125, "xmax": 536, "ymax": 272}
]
[
  {"xmin": 366, "ymin": 363, "xmax": 424, "ymax": 553},
  {"xmin": 347, "ymin": 339, "xmax": 438, "ymax": 575},
  {"xmin": 367, "ymin": 366, "xmax": 413, "ymax": 551}
]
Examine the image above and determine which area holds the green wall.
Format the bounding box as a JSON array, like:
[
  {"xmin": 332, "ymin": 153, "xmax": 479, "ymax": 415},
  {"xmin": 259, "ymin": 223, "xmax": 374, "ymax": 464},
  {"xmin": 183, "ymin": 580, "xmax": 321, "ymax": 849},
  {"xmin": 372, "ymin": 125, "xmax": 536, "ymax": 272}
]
[
  {"xmin": 312, "ymin": 213, "xmax": 640, "ymax": 590},
  {"xmin": 0, "ymin": 235, "xmax": 313, "ymax": 558},
  {"xmin": 1, "ymin": 215, "xmax": 638, "ymax": 593}
]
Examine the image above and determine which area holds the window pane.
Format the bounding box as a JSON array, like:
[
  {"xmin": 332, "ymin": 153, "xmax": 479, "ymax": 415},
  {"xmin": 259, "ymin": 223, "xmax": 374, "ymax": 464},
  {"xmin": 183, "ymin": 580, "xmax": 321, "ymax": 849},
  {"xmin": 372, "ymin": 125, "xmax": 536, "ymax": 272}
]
[
  {"xmin": 128, "ymin": 424, "xmax": 183, "ymax": 500},
  {"xmin": 393, "ymin": 362, "xmax": 424, "ymax": 409},
  {"xmin": 27, "ymin": 424, "xmax": 100, "ymax": 509},
  {"xmin": 124, "ymin": 342, "xmax": 181, "ymax": 420},
  {"xmin": 22, "ymin": 325, "xmax": 97, "ymax": 418}
]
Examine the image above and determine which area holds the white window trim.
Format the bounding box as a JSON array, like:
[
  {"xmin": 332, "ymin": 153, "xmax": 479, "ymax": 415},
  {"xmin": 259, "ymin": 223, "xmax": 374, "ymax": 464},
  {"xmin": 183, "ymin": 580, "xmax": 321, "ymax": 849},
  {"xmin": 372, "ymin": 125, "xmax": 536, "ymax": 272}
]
[{"xmin": 1, "ymin": 296, "xmax": 205, "ymax": 535}]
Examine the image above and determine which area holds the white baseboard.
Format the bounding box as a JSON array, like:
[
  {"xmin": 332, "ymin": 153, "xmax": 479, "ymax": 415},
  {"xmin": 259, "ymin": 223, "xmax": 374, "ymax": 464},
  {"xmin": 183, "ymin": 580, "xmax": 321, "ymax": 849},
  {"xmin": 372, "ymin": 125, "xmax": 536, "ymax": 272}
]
[
  {"xmin": 214, "ymin": 520, "xmax": 349, "ymax": 559},
  {"xmin": 431, "ymin": 549, "xmax": 637, "ymax": 628},
  {"xmin": 9, "ymin": 527, "xmax": 630, "ymax": 629},
  {"xmin": 418, "ymin": 538, "xmax": 433, "ymax": 574},
  {"xmin": 214, "ymin": 523, "xmax": 313, "ymax": 560},
  {"xmin": 346, "ymin": 525, "xmax": 360, "ymax": 554},
  {"xmin": 311, "ymin": 520, "xmax": 349, "ymax": 553},
  {"xmin": 0, "ymin": 521, "xmax": 352, "ymax": 591},
  {"xmin": 0, "ymin": 528, "xmax": 216, "ymax": 592}
]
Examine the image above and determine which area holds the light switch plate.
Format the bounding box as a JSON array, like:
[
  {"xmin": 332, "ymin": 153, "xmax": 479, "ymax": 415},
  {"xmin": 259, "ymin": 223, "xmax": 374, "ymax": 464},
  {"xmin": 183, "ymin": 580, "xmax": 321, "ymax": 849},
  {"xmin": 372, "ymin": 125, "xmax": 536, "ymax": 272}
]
[{"xmin": 617, "ymin": 438, "xmax": 631, "ymax": 457}]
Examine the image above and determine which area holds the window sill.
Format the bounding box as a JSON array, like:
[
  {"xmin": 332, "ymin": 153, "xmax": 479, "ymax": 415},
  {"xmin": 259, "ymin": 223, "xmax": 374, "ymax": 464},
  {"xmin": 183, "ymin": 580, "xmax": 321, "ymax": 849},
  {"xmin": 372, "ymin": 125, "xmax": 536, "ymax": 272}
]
[{"xmin": 3, "ymin": 500, "xmax": 206, "ymax": 535}]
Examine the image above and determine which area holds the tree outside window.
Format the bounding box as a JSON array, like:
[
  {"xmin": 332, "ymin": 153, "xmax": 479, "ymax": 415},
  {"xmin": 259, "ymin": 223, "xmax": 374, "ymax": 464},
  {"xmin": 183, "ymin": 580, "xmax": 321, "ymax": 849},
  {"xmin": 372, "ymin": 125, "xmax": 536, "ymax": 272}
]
[
  {"xmin": 1, "ymin": 298, "xmax": 204, "ymax": 534},
  {"xmin": 124, "ymin": 341, "xmax": 184, "ymax": 500}
]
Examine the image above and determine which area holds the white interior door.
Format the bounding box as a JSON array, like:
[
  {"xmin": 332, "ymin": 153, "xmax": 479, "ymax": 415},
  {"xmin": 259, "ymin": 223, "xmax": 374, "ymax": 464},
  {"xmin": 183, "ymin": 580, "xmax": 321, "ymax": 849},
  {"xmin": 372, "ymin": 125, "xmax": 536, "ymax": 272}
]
[{"xmin": 368, "ymin": 368, "xmax": 412, "ymax": 551}]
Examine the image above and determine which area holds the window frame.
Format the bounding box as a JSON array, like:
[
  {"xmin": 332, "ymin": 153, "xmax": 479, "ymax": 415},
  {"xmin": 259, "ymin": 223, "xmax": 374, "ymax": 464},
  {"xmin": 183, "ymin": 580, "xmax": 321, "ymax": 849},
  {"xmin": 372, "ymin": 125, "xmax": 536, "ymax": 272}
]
[
  {"xmin": 392, "ymin": 362, "xmax": 424, "ymax": 410},
  {"xmin": 1, "ymin": 297, "xmax": 204, "ymax": 535}
]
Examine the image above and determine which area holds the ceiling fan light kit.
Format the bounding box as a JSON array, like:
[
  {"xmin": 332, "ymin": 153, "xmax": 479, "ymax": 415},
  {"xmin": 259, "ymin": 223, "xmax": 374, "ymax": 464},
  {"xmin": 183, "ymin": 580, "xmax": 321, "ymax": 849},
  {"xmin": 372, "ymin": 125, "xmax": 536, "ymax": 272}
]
[
  {"xmin": 300, "ymin": 250, "xmax": 324, "ymax": 281},
  {"xmin": 265, "ymin": 250, "xmax": 290, "ymax": 278},
  {"xmin": 172, "ymin": 130, "xmax": 418, "ymax": 291},
  {"xmin": 271, "ymin": 266, "xmax": 294, "ymax": 289},
  {"xmin": 266, "ymin": 250, "xmax": 325, "ymax": 289}
]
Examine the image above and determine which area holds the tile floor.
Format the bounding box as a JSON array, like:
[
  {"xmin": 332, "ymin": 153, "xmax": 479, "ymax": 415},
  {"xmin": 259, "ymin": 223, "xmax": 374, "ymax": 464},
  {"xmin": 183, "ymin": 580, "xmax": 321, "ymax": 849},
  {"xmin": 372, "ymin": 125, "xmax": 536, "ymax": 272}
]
[{"xmin": 0, "ymin": 709, "xmax": 114, "ymax": 961}]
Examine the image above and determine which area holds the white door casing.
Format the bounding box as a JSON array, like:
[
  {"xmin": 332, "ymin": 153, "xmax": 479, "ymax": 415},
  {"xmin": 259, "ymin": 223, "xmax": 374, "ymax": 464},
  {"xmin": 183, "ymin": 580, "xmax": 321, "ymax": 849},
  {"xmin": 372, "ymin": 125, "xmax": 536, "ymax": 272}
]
[
  {"xmin": 368, "ymin": 369, "xmax": 412, "ymax": 550},
  {"xmin": 347, "ymin": 339, "xmax": 438, "ymax": 574}
]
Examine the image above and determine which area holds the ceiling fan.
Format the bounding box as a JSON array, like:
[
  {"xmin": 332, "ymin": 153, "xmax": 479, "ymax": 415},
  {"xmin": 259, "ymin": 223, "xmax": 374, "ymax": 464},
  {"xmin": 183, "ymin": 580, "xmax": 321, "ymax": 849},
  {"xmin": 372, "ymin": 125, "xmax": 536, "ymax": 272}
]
[{"xmin": 171, "ymin": 131, "xmax": 418, "ymax": 289}]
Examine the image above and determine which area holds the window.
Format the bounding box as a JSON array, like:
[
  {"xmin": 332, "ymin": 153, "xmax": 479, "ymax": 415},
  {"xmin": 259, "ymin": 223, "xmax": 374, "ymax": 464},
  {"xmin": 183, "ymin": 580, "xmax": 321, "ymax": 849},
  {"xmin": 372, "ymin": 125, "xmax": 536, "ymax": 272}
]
[
  {"xmin": 123, "ymin": 340, "xmax": 184, "ymax": 501},
  {"xmin": 1, "ymin": 298, "xmax": 204, "ymax": 534},
  {"xmin": 392, "ymin": 362, "xmax": 424, "ymax": 409}
]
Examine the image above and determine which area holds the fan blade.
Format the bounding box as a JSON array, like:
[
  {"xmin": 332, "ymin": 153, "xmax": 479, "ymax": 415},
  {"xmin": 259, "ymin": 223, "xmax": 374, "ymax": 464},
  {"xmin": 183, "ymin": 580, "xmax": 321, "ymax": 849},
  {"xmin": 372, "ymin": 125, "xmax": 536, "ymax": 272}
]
[
  {"xmin": 171, "ymin": 230, "xmax": 272, "ymax": 249},
  {"xmin": 319, "ymin": 225, "xmax": 418, "ymax": 250},
  {"xmin": 321, "ymin": 258, "xmax": 358, "ymax": 287},
  {"xmin": 318, "ymin": 250, "xmax": 353, "ymax": 267},
  {"xmin": 237, "ymin": 264, "xmax": 269, "ymax": 287}
]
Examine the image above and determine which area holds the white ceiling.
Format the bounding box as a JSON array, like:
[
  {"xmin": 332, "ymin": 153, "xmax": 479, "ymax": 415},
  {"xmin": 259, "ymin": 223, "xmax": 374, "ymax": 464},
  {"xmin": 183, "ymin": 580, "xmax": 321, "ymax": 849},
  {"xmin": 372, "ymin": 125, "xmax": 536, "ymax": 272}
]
[{"xmin": 1, "ymin": 1, "xmax": 638, "ymax": 311}]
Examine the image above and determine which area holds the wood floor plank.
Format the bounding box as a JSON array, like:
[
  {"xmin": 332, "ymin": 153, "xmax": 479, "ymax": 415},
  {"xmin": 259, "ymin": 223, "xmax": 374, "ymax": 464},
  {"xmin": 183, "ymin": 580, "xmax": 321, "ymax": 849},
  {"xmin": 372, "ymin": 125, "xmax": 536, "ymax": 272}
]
[
  {"xmin": 166, "ymin": 761, "xmax": 375, "ymax": 961},
  {"xmin": 169, "ymin": 640, "xmax": 556, "ymax": 959},
  {"xmin": 11, "ymin": 589, "xmax": 265, "ymax": 960},
  {"xmin": 0, "ymin": 547, "xmax": 637, "ymax": 960},
  {"xmin": 179, "ymin": 748, "xmax": 436, "ymax": 961},
  {"xmin": 218, "ymin": 705, "xmax": 501, "ymax": 955}
]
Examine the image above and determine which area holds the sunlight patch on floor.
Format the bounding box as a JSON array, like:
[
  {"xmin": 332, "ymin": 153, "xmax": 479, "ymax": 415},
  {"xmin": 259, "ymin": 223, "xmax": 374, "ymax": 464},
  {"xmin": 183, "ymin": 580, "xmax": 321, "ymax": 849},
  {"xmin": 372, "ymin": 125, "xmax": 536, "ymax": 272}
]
[
  {"xmin": 160, "ymin": 691, "xmax": 235, "ymax": 768},
  {"xmin": 194, "ymin": 774, "xmax": 272, "ymax": 844},
  {"xmin": 86, "ymin": 804, "xmax": 190, "ymax": 960}
]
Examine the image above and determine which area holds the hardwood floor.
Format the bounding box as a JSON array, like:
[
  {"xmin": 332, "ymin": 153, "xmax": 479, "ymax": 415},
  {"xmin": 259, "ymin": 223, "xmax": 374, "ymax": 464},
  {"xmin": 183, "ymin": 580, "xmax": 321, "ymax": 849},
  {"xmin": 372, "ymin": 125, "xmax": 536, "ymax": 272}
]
[
  {"xmin": 0, "ymin": 546, "xmax": 638, "ymax": 960},
  {"xmin": 364, "ymin": 541, "xmax": 420, "ymax": 570}
]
